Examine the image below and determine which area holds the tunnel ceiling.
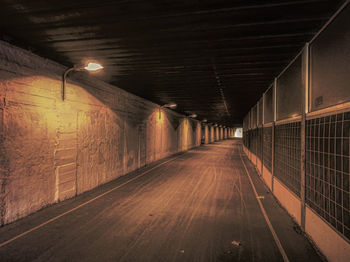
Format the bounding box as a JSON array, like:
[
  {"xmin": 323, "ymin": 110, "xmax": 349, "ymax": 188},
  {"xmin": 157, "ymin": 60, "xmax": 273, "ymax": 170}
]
[{"xmin": 0, "ymin": 0, "xmax": 345, "ymax": 126}]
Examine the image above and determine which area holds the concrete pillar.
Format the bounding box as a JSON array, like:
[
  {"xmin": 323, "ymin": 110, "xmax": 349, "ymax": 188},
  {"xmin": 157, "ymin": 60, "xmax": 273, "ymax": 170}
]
[
  {"xmin": 224, "ymin": 128, "xmax": 228, "ymax": 139},
  {"xmin": 196, "ymin": 122, "xmax": 201, "ymax": 146},
  {"xmin": 220, "ymin": 127, "xmax": 223, "ymax": 140},
  {"xmin": 210, "ymin": 126, "xmax": 215, "ymax": 143},
  {"xmin": 215, "ymin": 127, "xmax": 219, "ymax": 141},
  {"xmin": 204, "ymin": 125, "xmax": 209, "ymax": 144}
]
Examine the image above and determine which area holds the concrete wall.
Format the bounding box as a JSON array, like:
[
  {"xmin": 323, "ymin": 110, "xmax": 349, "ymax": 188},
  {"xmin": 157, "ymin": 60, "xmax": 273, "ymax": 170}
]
[{"xmin": 0, "ymin": 40, "xmax": 201, "ymax": 225}]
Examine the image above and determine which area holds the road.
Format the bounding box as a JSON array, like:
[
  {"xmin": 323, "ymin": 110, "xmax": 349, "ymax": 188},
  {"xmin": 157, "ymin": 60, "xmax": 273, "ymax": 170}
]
[{"xmin": 0, "ymin": 139, "xmax": 322, "ymax": 262}]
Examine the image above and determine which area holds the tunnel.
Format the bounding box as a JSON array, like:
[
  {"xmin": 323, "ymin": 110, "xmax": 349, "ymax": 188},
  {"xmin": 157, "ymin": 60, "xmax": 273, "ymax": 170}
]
[{"xmin": 0, "ymin": 1, "xmax": 349, "ymax": 261}]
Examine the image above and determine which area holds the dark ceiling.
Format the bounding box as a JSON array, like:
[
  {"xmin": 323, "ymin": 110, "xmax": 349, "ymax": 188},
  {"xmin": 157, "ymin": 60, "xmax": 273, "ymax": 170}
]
[{"xmin": 0, "ymin": 0, "xmax": 346, "ymax": 126}]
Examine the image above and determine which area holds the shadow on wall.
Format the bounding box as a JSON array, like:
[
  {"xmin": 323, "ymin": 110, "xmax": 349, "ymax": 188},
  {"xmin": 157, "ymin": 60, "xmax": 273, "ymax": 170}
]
[{"xmin": 0, "ymin": 41, "xmax": 201, "ymax": 225}]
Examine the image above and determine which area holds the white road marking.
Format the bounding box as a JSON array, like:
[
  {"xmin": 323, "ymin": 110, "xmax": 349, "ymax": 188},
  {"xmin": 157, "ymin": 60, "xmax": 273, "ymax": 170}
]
[{"xmin": 239, "ymin": 147, "xmax": 290, "ymax": 262}]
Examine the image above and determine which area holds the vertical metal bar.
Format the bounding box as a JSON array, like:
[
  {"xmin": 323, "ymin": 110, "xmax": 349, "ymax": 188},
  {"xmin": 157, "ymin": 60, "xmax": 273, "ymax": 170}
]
[
  {"xmin": 262, "ymin": 93, "xmax": 265, "ymax": 177},
  {"xmin": 256, "ymin": 103, "xmax": 258, "ymax": 167},
  {"xmin": 272, "ymin": 78, "xmax": 277, "ymax": 192},
  {"xmin": 138, "ymin": 125, "xmax": 141, "ymax": 169},
  {"xmin": 301, "ymin": 43, "xmax": 309, "ymax": 229},
  {"xmin": 263, "ymin": 93, "xmax": 265, "ymax": 125},
  {"xmin": 274, "ymin": 78, "xmax": 277, "ymax": 122},
  {"xmin": 305, "ymin": 43, "xmax": 310, "ymax": 115},
  {"xmin": 271, "ymin": 124, "xmax": 275, "ymax": 192},
  {"xmin": 257, "ymin": 101, "xmax": 260, "ymax": 127}
]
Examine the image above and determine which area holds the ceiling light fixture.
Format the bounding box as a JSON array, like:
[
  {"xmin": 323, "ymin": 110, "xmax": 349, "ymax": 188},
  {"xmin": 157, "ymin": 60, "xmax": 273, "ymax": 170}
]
[
  {"xmin": 188, "ymin": 114, "xmax": 197, "ymax": 118},
  {"xmin": 162, "ymin": 103, "xmax": 177, "ymax": 109},
  {"xmin": 159, "ymin": 103, "xmax": 177, "ymax": 119},
  {"xmin": 62, "ymin": 62, "xmax": 104, "ymax": 101},
  {"xmin": 84, "ymin": 62, "xmax": 104, "ymax": 71}
]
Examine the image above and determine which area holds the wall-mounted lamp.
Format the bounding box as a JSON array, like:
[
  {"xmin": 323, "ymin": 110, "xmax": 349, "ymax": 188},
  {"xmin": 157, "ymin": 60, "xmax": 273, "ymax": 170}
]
[
  {"xmin": 202, "ymin": 119, "xmax": 207, "ymax": 122},
  {"xmin": 159, "ymin": 103, "xmax": 177, "ymax": 119},
  {"xmin": 62, "ymin": 62, "xmax": 104, "ymax": 101},
  {"xmin": 188, "ymin": 114, "xmax": 197, "ymax": 118}
]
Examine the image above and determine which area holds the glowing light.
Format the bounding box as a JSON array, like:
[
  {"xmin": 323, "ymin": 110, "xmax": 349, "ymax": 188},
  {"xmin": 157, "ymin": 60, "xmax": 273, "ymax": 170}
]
[
  {"xmin": 202, "ymin": 119, "xmax": 207, "ymax": 122},
  {"xmin": 159, "ymin": 103, "xmax": 177, "ymax": 119},
  {"xmin": 62, "ymin": 62, "xmax": 104, "ymax": 101},
  {"xmin": 84, "ymin": 62, "xmax": 104, "ymax": 71},
  {"xmin": 188, "ymin": 114, "xmax": 197, "ymax": 118},
  {"xmin": 162, "ymin": 103, "xmax": 177, "ymax": 109}
]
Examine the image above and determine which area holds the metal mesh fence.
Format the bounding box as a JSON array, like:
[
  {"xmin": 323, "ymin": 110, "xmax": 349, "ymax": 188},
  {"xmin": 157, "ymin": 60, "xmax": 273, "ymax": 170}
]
[
  {"xmin": 263, "ymin": 126, "xmax": 273, "ymax": 172},
  {"xmin": 258, "ymin": 98, "xmax": 263, "ymax": 126},
  {"xmin": 274, "ymin": 122, "xmax": 301, "ymax": 196},
  {"xmin": 306, "ymin": 112, "xmax": 350, "ymax": 240},
  {"xmin": 256, "ymin": 128, "xmax": 263, "ymax": 160},
  {"xmin": 250, "ymin": 129, "xmax": 258, "ymax": 155},
  {"xmin": 243, "ymin": 130, "xmax": 251, "ymax": 150},
  {"xmin": 243, "ymin": 131, "xmax": 246, "ymax": 146}
]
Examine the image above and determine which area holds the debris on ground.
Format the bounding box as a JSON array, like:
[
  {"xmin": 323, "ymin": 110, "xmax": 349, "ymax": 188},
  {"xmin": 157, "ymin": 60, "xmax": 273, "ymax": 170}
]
[
  {"xmin": 231, "ymin": 240, "xmax": 241, "ymax": 246},
  {"xmin": 293, "ymin": 224, "xmax": 302, "ymax": 235}
]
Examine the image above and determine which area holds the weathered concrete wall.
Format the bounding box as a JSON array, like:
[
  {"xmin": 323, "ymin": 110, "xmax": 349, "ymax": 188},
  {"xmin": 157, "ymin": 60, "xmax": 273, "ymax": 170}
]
[{"xmin": 0, "ymin": 40, "xmax": 201, "ymax": 225}]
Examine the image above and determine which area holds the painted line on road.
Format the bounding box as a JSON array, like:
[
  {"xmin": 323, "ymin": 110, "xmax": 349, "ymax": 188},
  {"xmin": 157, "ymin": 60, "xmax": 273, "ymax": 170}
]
[
  {"xmin": 239, "ymin": 148, "xmax": 290, "ymax": 262},
  {"xmin": 0, "ymin": 154, "xmax": 183, "ymax": 248}
]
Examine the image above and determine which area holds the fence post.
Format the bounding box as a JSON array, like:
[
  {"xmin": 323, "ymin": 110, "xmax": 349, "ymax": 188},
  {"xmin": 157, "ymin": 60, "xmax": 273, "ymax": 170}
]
[{"xmin": 300, "ymin": 43, "xmax": 309, "ymax": 229}]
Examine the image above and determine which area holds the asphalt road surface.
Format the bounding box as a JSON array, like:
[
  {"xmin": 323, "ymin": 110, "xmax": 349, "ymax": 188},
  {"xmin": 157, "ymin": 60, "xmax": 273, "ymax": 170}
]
[{"xmin": 0, "ymin": 139, "xmax": 323, "ymax": 262}]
